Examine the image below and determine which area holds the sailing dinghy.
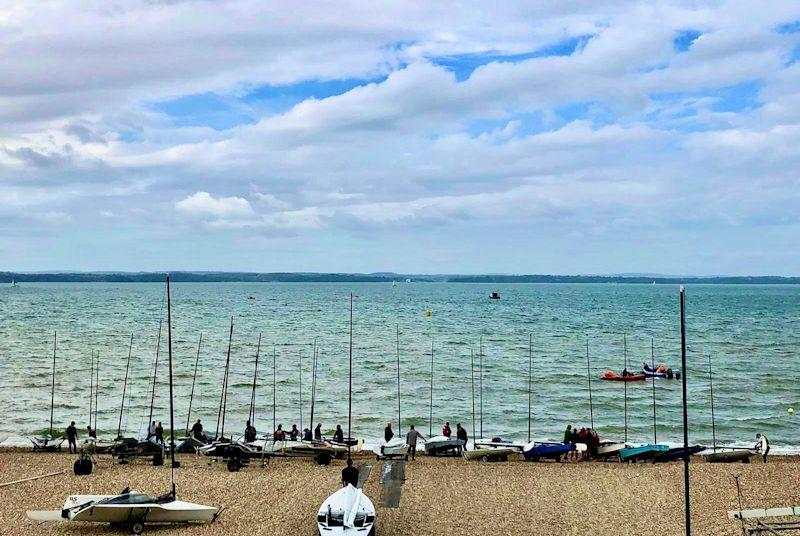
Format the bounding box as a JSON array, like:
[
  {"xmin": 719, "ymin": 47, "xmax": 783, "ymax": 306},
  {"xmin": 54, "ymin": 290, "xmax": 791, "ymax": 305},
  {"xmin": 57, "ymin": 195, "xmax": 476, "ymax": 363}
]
[
  {"xmin": 27, "ymin": 276, "xmax": 218, "ymax": 534},
  {"xmin": 316, "ymin": 484, "xmax": 376, "ymax": 536},
  {"xmin": 31, "ymin": 332, "xmax": 65, "ymax": 452}
]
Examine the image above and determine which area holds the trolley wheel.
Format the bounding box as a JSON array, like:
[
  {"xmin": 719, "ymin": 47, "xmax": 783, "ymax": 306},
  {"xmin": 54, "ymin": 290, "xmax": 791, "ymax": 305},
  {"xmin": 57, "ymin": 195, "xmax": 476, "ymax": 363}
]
[
  {"xmin": 742, "ymin": 458, "xmax": 750, "ymax": 464},
  {"xmin": 227, "ymin": 458, "xmax": 242, "ymax": 472},
  {"xmin": 130, "ymin": 521, "xmax": 145, "ymax": 534},
  {"xmin": 315, "ymin": 452, "xmax": 332, "ymax": 466},
  {"xmin": 480, "ymin": 455, "xmax": 489, "ymax": 462},
  {"xmin": 152, "ymin": 453, "xmax": 163, "ymax": 466}
]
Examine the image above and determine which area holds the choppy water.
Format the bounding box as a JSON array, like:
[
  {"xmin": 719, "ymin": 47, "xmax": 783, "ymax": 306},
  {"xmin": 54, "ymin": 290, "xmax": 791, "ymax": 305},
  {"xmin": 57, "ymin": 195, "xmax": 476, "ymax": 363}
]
[{"xmin": 0, "ymin": 283, "xmax": 798, "ymax": 449}]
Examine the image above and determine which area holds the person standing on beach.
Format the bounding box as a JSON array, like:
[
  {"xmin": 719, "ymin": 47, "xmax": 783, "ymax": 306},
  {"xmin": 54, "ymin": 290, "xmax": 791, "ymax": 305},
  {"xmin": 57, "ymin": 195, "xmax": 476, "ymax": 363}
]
[
  {"xmin": 406, "ymin": 425, "xmax": 425, "ymax": 460},
  {"xmin": 333, "ymin": 424, "xmax": 344, "ymax": 443},
  {"xmin": 155, "ymin": 421, "xmax": 164, "ymax": 444},
  {"xmin": 385, "ymin": 422, "xmax": 394, "ymax": 442},
  {"xmin": 274, "ymin": 424, "xmax": 286, "ymax": 441},
  {"xmin": 442, "ymin": 422, "xmax": 452, "ymax": 438},
  {"xmin": 289, "ymin": 424, "xmax": 299, "ymax": 441},
  {"xmin": 244, "ymin": 420, "xmax": 257, "ymax": 443},
  {"xmin": 191, "ymin": 419, "xmax": 205, "ymax": 441},
  {"xmin": 303, "ymin": 427, "xmax": 312, "ymax": 441},
  {"xmin": 86, "ymin": 425, "xmax": 97, "ymax": 439},
  {"xmin": 66, "ymin": 421, "xmax": 78, "ymax": 454},
  {"xmin": 755, "ymin": 433, "xmax": 770, "ymax": 463},
  {"xmin": 147, "ymin": 420, "xmax": 156, "ymax": 440},
  {"xmin": 315, "ymin": 423, "xmax": 323, "ymax": 441},
  {"xmin": 342, "ymin": 458, "xmax": 359, "ymax": 487},
  {"xmin": 456, "ymin": 423, "xmax": 468, "ymax": 450}
]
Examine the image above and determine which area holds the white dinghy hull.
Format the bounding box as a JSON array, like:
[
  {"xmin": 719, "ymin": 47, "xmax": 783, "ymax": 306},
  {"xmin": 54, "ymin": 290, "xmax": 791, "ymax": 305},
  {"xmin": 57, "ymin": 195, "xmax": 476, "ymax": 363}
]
[{"xmin": 316, "ymin": 484, "xmax": 376, "ymax": 535}]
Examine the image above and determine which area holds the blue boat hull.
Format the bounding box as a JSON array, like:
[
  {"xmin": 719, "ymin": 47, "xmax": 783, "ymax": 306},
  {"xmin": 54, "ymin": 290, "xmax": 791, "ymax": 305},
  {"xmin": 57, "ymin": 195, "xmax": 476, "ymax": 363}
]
[
  {"xmin": 619, "ymin": 444, "xmax": 669, "ymax": 462},
  {"xmin": 523, "ymin": 442, "xmax": 574, "ymax": 462}
]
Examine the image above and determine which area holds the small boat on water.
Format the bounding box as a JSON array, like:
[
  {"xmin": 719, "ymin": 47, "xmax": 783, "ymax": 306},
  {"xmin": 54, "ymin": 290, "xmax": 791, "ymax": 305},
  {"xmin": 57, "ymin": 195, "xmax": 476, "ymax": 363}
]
[
  {"xmin": 703, "ymin": 448, "xmax": 754, "ymax": 463},
  {"xmin": 619, "ymin": 444, "xmax": 669, "ymax": 462},
  {"xmin": 489, "ymin": 292, "xmax": 501, "ymax": 299},
  {"xmin": 424, "ymin": 436, "xmax": 464, "ymax": 456},
  {"xmin": 316, "ymin": 484, "xmax": 376, "ymax": 536},
  {"xmin": 522, "ymin": 441, "xmax": 574, "ymax": 462},
  {"xmin": 601, "ymin": 370, "xmax": 646, "ymax": 382},
  {"xmin": 652, "ymin": 445, "xmax": 705, "ymax": 463}
]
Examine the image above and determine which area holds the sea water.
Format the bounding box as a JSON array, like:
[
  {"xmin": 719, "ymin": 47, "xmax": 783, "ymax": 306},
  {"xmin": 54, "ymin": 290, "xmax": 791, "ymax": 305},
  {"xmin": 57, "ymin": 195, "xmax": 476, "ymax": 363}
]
[{"xmin": 0, "ymin": 282, "xmax": 797, "ymax": 450}]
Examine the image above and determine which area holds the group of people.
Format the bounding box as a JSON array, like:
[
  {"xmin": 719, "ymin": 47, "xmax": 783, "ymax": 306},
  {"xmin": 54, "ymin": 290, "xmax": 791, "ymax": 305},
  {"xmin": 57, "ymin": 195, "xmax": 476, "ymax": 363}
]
[
  {"xmin": 563, "ymin": 424, "xmax": 602, "ymax": 460},
  {"xmin": 65, "ymin": 421, "xmax": 97, "ymax": 454}
]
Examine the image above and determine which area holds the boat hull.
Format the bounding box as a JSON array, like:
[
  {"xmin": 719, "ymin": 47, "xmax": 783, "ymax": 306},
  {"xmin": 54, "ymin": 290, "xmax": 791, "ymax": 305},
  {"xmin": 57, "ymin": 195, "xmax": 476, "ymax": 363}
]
[
  {"xmin": 703, "ymin": 449, "xmax": 754, "ymax": 463},
  {"xmin": 619, "ymin": 444, "xmax": 669, "ymax": 462},
  {"xmin": 522, "ymin": 442, "xmax": 574, "ymax": 462},
  {"xmin": 596, "ymin": 442, "xmax": 626, "ymax": 457},
  {"xmin": 463, "ymin": 447, "xmax": 515, "ymax": 461},
  {"xmin": 423, "ymin": 437, "xmax": 464, "ymax": 456},
  {"xmin": 652, "ymin": 445, "xmax": 705, "ymax": 462}
]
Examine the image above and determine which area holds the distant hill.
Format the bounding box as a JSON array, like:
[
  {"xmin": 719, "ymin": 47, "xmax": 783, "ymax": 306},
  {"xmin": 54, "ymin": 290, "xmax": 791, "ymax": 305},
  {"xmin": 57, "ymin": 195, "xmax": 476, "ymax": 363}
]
[{"xmin": 0, "ymin": 272, "xmax": 797, "ymax": 284}]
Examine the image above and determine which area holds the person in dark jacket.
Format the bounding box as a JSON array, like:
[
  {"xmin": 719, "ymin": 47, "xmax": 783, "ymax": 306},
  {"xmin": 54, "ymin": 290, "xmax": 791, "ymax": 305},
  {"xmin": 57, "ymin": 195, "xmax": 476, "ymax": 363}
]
[
  {"xmin": 303, "ymin": 428, "xmax": 312, "ymax": 441},
  {"xmin": 191, "ymin": 419, "xmax": 205, "ymax": 441},
  {"xmin": 384, "ymin": 422, "xmax": 394, "ymax": 442},
  {"xmin": 66, "ymin": 422, "xmax": 78, "ymax": 454},
  {"xmin": 405, "ymin": 425, "xmax": 425, "ymax": 460},
  {"xmin": 274, "ymin": 424, "xmax": 286, "ymax": 441},
  {"xmin": 86, "ymin": 425, "xmax": 97, "ymax": 439},
  {"xmin": 333, "ymin": 424, "xmax": 344, "ymax": 443},
  {"xmin": 341, "ymin": 458, "xmax": 359, "ymax": 487},
  {"xmin": 456, "ymin": 423, "xmax": 468, "ymax": 450},
  {"xmin": 289, "ymin": 424, "xmax": 299, "ymax": 441},
  {"xmin": 314, "ymin": 423, "xmax": 322, "ymax": 441},
  {"xmin": 155, "ymin": 422, "xmax": 164, "ymax": 444},
  {"xmin": 244, "ymin": 420, "xmax": 257, "ymax": 443}
]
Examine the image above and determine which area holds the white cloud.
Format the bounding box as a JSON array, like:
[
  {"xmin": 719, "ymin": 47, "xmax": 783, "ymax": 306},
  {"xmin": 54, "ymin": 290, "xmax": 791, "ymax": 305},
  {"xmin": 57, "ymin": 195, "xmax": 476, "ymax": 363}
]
[{"xmin": 175, "ymin": 191, "xmax": 254, "ymax": 219}]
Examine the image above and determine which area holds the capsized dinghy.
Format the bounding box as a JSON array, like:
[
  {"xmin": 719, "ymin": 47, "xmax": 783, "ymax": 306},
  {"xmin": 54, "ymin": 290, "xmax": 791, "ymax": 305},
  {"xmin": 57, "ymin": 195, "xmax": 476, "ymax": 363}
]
[
  {"xmin": 316, "ymin": 484, "xmax": 376, "ymax": 535},
  {"xmin": 522, "ymin": 441, "xmax": 574, "ymax": 462},
  {"xmin": 703, "ymin": 448, "xmax": 754, "ymax": 463},
  {"xmin": 28, "ymin": 490, "xmax": 218, "ymax": 534},
  {"xmin": 619, "ymin": 444, "xmax": 669, "ymax": 462},
  {"xmin": 423, "ymin": 435, "xmax": 464, "ymax": 456}
]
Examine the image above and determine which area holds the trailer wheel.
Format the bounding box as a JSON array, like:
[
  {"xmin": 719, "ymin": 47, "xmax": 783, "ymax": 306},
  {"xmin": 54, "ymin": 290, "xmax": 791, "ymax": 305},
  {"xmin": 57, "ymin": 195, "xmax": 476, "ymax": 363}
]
[
  {"xmin": 227, "ymin": 458, "xmax": 242, "ymax": 472},
  {"xmin": 742, "ymin": 458, "xmax": 750, "ymax": 464},
  {"xmin": 480, "ymin": 455, "xmax": 489, "ymax": 462},
  {"xmin": 130, "ymin": 521, "xmax": 145, "ymax": 534},
  {"xmin": 152, "ymin": 453, "xmax": 163, "ymax": 466},
  {"xmin": 315, "ymin": 452, "xmax": 332, "ymax": 466}
]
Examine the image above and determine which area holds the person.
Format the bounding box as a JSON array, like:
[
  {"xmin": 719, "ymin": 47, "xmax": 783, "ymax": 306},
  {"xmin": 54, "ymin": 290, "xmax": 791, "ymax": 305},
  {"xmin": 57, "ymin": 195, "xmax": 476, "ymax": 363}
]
[
  {"xmin": 66, "ymin": 421, "xmax": 78, "ymax": 454},
  {"xmin": 384, "ymin": 422, "xmax": 394, "ymax": 443},
  {"xmin": 456, "ymin": 423, "xmax": 468, "ymax": 450},
  {"xmin": 86, "ymin": 425, "xmax": 97, "ymax": 439},
  {"xmin": 622, "ymin": 368, "xmax": 630, "ymax": 377},
  {"xmin": 274, "ymin": 424, "xmax": 286, "ymax": 441},
  {"xmin": 756, "ymin": 433, "xmax": 770, "ymax": 463},
  {"xmin": 314, "ymin": 423, "xmax": 322, "ymax": 441},
  {"xmin": 155, "ymin": 421, "xmax": 164, "ymax": 444},
  {"xmin": 406, "ymin": 425, "xmax": 425, "ymax": 460},
  {"xmin": 147, "ymin": 420, "xmax": 156, "ymax": 440},
  {"xmin": 576, "ymin": 428, "xmax": 589, "ymax": 461},
  {"xmin": 333, "ymin": 424, "xmax": 344, "ymax": 443},
  {"xmin": 303, "ymin": 427, "xmax": 312, "ymax": 441},
  {"xmin": 643, "ymin": 361, "xmax": 653, "ymax": 372},
  {"xmin": 563, "ymin": 424, "xmax": 572, "ymax": 444},
  {"xmin": 289, "ymin": 424, "xmax": 299, "ymax": 441},
  {"xmin": 191, "ymin": 419, "xmax": 205, "ymax": 441},
  {"xmin": 442, "ymin": 422, "xmax": 452, "ymax": 438},
  {"xmin": 341, "ymin": 458, "xmax": 359, "ymax": 488},
  {"xmin": 244, "ymin": 420, "xmax": 257, "ymax": 443}
]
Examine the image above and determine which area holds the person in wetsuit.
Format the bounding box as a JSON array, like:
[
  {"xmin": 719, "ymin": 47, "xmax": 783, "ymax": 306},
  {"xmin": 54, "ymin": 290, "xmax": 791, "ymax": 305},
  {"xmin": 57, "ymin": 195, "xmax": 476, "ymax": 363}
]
[
  {"xmin": 155, "ymin": 422, "xmax": 164, "ymax": 444},
  {"xmin": 244, "ymin": 420, "xmax": 257, "ymax": 443},
  {"xmin": 756, "ymin": 433, "xmax": 770, "ymax": 463},
  {"xmin": 66, "ymin": 421, "xmax": 78, "ymax": 454},
  {"xmin": 333, "ymin": 424, "xmax": 344, "ymax": 443},
  {"xmin": 289, "ymin": 424, "xmax": 299, "ymax": 441},
  {"xmin": 384, "ymin": 422, "xmax": 394, "ymax": 442},
  {"xmin": 314, "ymin": 423, "xmax": 322, "ymax": 441},
  {"xmin": 303, "ymin": 428, "xmax": 312, "ymax": 441},
  {"xmin": 191, "ymin": 419, "xmax": 206, "ymax": 441},
  {"xmin": 342, "ymin": 458, "xmax": 359, "ymax": 487}
]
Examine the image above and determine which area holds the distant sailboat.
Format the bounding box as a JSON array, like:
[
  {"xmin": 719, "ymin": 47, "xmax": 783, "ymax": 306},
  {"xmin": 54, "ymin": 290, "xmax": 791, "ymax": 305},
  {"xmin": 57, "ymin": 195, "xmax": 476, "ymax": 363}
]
[{"xmin": 11, "ymin": 279, "xmax": 17, "ymax": 287}]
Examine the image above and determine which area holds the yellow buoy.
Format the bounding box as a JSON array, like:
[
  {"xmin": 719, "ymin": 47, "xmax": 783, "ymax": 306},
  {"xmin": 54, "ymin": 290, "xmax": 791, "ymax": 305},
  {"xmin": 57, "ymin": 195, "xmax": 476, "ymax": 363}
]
[
  {"xmin": 425, "ymin": 309, "xmax": 431, "ymax": 317},
  {"xmin": 789, "ymin": 408, "xmax": 794, "ymax": 415}
]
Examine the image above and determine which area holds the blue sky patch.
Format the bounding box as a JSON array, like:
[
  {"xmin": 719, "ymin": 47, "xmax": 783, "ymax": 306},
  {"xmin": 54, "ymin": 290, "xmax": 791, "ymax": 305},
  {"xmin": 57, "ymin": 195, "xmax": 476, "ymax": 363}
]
[
  {"xmin": 673, "ymin": 29, "xmax": 702, "ymax": 52},
  {"xmin": 777, "ymin": 20, "xmax": 800, "ymax": 34}
]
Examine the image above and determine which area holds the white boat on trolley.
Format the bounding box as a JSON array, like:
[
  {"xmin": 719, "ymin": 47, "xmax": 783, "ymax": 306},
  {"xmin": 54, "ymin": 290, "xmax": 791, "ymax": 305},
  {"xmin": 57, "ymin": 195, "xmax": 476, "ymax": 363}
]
[{"xmin": 316, "ymin": 484, "xmax": 376, "ymax": 536}]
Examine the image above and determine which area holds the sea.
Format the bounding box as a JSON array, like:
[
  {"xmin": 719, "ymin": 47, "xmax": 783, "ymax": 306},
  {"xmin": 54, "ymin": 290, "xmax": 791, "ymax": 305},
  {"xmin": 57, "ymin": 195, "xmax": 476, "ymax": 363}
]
[{"xmin": 0, "ymin": 282, "xmax": 797, "ymax": 451}]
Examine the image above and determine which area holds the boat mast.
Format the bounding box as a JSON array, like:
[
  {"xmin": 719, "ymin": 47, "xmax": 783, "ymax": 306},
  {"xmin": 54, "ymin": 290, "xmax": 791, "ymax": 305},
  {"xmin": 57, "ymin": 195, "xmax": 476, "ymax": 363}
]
[
  {"xmin": 249, "ymin": 334, "xmax": 262, "ymax": 426},
  {"xmin": 88, "ymin": 349, "xmax": 94, "ymax": 429},
  {"xmin": 117, "ymin": 334, "xmax": 134, "ymax": 439},
  {"xmin": 479, "ymin": 335, "xmax": 483, "ymax": 439},
  {"xmin": 298, "ymin": 349, "xmax": 303, "ymax": 433},
  {"xmin": 651, "ymin": 338, "xmax": 657, "ymax": 444},
  {"xmin": 347, "ymin": 292, "xmax": 353, "ymax": 459},
  {"xmin": 185, "ymin": 333, "xmax": 202, "ymax": 436},
  {"xmin": 219, "ymin": 317, "xmax": 234, "ymax": 441},
  {"xmin": 679, "ymin": 286, "xmax": 691, "ymax": 536},
  {"xmin": 708, "ymin": 351, "xmax": 717, "ymax": 450},
  {"xmin": 470, "ymin": 347, "xmax": 476, "ymax": 447},
  {"xmin": 428, "ymin": 337, "xmax": 434, "ymax": 437},
  {"xmin": 272, "ymin": 344, "xmax": 276, "ymax": 436},
  {"xmin": 623, "ymin": 334, "xmax": 628, "ymax": 444},
  {"xmin": 586, "ymin": 339, "xmax": 594, "ymax": 430},
  {"xmin": 309, "ymin": 338, "xmax": 317, "ymax": 436},
  {"xmin": 148, "ymin": 319, "xmax": 163, "ymax": 436},
  {"xmin": 94, "ymin": 351, "xmax": 99, "ymax": 431},
  {"xmin": 166, "ymin": 276, "xmax": 178, "ymax": 495},
  {"xmin": 49, "ymin": 331, "xmax": 56, "ymax": 437},
  {"xmin": 527, "ymin": 334, "xmax": 532, "ymax": 443},
  {"xmin": 396, "ymin": 325, "xmax": 401, "ymax": 432}
]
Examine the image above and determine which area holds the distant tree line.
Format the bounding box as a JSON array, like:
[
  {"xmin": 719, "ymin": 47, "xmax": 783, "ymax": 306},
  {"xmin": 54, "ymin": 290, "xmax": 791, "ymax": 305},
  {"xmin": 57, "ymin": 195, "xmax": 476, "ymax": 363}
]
[{"xmin": 447, "ymin": 275, "xmax": 800, "ymax": 284}]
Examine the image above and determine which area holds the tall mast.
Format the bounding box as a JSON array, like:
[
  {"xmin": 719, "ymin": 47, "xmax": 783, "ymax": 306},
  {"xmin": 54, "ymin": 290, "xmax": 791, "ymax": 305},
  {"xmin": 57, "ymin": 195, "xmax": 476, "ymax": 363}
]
[
  {"xmin": 527, "ymin": 334, "xmax": 532, "ymax": 443},
  {"xmin": 272, "ymin": 345, "xmax": 276, "ymax": 435},
  {"xmin": 479, "ymin": 336, "xmax": 483, "ymax": 439},
  {"xmin": 166, "ymin": 276, "xmax": 177, "ymax": 496},
  {"xmin": 396, "ymin": 325, "xmax": 401, "ymax": 431},
  {"xmin": 309, "ymin": 339, "xmax": 317, "ymax": 436},
  {"xmin": 428, "ymin": 337, "xmax": 434, "ymax": 437},
  {"xmin": 219, "ymin": 317, "xmax": 234, "ymax": 441},
  {"xmin": 185, "ymin": 333, "xmax": 202, "ymax": 436},
  {"xmin": 49, "ymin": 331, "xmax": 56, "ymax": 436},
  {"xmin": 586, "ymin": 339, "xmax": 594, "ymax": 430},
  {"xmin": 623, "ymin": 334, "xmax": 628, "ymax": 444},
  {"xmin": 347, "ymin": 292, "xmax": 353, "ymax": 459},
  {"xmin": 470, "ymin": 347, "xmax": 476, "ymax": 447},
  {"xmin": 117, "ymin": 334, "xmax": 134, "ymax": 439},
  {"xmin": 249, "ymin": 334, "xmax": 262, "ymax": 425},
  {"xmin": 651, "ymin": 338, "xmax": 657, "ymax": 444},
  {"xmin": 88, "ymin": 349, "xmax": 94, "ymax": 429},
  {"xmin": 679, "ymin": 286, "xmax": 691, "ymax": 536},
  {"xmin": 708, "ymin": 351, "xmax": 717, "ymax": 450},
  {"xmin": 298, "ymin": 349, "xmax": 303, "ymax": 433},
  {"xmin": 148, "ymin": 319, "xmax": 163, "ymax": 435},
  {"xmin": 94, "ymin": 351, "xmax": 99, "ymax": 431}
]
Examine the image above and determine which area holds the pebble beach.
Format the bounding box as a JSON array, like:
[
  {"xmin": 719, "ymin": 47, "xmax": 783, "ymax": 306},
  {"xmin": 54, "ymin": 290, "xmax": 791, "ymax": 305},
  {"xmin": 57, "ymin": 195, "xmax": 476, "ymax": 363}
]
[{"xmin": 1, "ymin": 451, "xmax": 799, "ymax": 535}]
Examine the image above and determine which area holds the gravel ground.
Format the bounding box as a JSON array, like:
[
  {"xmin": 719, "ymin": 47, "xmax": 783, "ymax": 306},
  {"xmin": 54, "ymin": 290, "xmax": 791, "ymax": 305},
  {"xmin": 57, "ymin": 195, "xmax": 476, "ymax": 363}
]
[{"xmin": 0, "ymin": 451, "xmax": 798, "ymax": 535}]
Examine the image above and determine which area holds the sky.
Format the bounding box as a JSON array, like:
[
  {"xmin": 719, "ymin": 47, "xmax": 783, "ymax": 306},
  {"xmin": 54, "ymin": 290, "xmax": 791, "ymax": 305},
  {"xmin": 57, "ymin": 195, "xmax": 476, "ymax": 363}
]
[{"xmin": 1, "ymin": 1, "xmax": 799, "ymax": 275}]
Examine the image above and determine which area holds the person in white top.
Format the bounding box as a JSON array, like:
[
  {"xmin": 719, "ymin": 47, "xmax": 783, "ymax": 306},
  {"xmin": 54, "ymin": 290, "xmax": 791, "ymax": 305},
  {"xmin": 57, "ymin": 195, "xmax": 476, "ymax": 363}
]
[{"xmin": 755, "ymin": 433, "xmax": 770, "ymax": 463}]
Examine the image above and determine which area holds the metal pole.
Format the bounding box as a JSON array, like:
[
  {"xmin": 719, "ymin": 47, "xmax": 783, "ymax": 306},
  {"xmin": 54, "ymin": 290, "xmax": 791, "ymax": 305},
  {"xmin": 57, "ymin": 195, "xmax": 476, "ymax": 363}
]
[
  {"xmin": 586, "ymin": 339, "xmax": 594, "ymax": 430},
  {"xmin": 680, "ymin": 286, "xmax": 691, "ymax": 536},
  {"xmin": 310, "ymin": 339, "xmax": 317, "ymax": 437},
  {"xmin": 94, "ymin": 351, "xmax": 99, "ymax": 431},
  {"xmin": 298, "ymin": 349, "xmax": 302, "ymax": 433},
  {"xmin": 479, "ymin": 336, "xmax": 483, "ymax": 439},
  {"xmin": 429, "ymin": 337, "xmax": 434, "ymax": 437},
  {"xmin": 348, "ymin": 292, "xmax": 353, "ymax": 460},
  {"xmin": 49, "ymin": 332, "xmax": 56, "ymax": 436},
  {"xmin": 216, "ymin": 318, "xmax": 233, "ymax": 440},
  {"xmin": 651, "ymin": 338, "xmax": 657, "ymax": 444},
  {"xmin": 528, "ymin": 334, "xmax": 532, "ymax": 443},
  {"xmin": 185, "ymin": 333, "xmax": 202, "ymax": 436},
  {"xmin": 249, "ymin": 334, "xmax": 262, "ymax": 425},
  {"xmin": 708, "ymin": 352, "xmax": 717, "ymax": 450},
  {"xmin": 88, "ymin": 349, "xmax": 94, "ymax": 430},
  {"xmin": 272, "ymin": 345, "xmax": 276, "ymax": 436},
  {"xmin": 166, "ymin": 276, "xmax": 177, "ymax": 490},
  {"xmin": 148, "ymin": 319, "xmax": 163, "ymax": 437},
  {"xmin": 117, "ymin": 334, "xmax": 134, "ymax": 439},
  {"xmin": 470, "ymin": 348, "xmax": 476, "ymax": 447},
  {"xmin": 623, "ymin": 334, "xmax": 628, "ymax": 444},
  {"xmin": 220, "ymin": 318, "xmax": 233, "ymax": 441},
  {"xmin": 396, "ymin": 325, "xmax": 401, "ymax": 431}
]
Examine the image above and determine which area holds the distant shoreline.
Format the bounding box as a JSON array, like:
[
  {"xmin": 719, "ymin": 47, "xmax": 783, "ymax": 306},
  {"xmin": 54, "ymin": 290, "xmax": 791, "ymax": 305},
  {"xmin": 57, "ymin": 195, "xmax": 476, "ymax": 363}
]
[{"xmin": 1, "ymin": 272, "xmax": 799, "ymax": 284}]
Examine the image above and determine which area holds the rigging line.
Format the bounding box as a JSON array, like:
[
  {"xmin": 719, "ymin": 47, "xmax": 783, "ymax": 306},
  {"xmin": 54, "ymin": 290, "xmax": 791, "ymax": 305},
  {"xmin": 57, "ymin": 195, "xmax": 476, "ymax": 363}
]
[
  {"xmin": 185, "ymin": 333, "xmax": 202, "ymax": 436},
  {"xmin": 117, "ymin": 334, "xmax": 134, "ymax": 439},
  {"xmin": 49, "ymin": 331, "xmax": 56, "ymax": 436}
]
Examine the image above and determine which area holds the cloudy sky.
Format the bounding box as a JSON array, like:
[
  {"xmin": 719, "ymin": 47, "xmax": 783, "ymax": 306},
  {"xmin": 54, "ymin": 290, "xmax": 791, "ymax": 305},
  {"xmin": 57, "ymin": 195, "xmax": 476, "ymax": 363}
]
[{"xmin": 2, "ymin": 1, "xmax": 799, "ymax": 274}]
